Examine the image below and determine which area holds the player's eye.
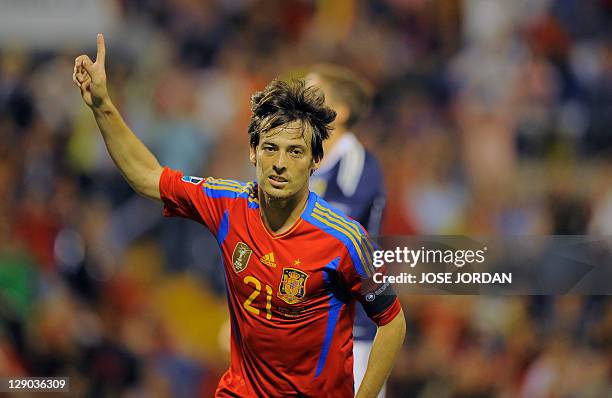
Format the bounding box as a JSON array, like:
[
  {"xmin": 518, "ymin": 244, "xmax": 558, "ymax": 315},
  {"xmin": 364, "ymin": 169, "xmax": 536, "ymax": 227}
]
[
  {"xmin": 290, "ymin": 148, "xmax": 304, "ymax": 157},
  {"xmin": 263, "ymin": 145, "xmax": 276, "ymax": 152}
]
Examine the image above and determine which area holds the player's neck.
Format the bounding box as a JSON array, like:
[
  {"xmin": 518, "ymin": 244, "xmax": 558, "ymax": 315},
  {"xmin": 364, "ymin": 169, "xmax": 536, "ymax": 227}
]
[
  {"xmin": 323, "ymin": 125, "xmax": 348, "ymax": 156},
  {"xmin": 259, "ymin": 187, "xmax": 309, "ymax": 235}
]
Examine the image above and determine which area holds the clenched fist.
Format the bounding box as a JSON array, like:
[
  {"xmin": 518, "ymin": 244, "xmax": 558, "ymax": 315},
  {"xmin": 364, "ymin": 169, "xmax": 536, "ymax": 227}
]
[{"xmin": 73, "ymin": 33, "xmax": 109, "ymax": 108}]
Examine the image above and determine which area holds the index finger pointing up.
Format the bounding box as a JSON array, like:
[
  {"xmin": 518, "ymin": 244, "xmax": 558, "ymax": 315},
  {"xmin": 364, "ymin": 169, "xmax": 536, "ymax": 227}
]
[{"xmin": 96, "ymin": 33, "xmax": 105, "ymax": 66}]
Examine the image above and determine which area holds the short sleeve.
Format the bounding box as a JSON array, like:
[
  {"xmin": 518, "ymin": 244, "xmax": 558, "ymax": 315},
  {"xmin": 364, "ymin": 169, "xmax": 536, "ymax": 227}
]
[
  {"xmin": 159, "ymin": 167, "xmax": 234, "ymax": 232},
  {"xmin": 339, "ymin": 234, "xmax": 401, "ymax": 326}
]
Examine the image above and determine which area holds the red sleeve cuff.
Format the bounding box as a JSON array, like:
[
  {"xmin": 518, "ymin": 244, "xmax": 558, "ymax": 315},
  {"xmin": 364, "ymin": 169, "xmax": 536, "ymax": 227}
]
[{"xmin": 370, "ymin": 297, "xmax": 402, "ymax": 326}]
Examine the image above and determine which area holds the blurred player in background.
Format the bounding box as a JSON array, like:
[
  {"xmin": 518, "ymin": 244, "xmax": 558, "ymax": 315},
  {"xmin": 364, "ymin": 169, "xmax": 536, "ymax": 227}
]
[
  {"xmin": 73, "ymin": 34, "xmax": 405, "ymax": 398},
  {"xmin": 306, "ymin": 65, "xmax": 387, "ymax": 397}
]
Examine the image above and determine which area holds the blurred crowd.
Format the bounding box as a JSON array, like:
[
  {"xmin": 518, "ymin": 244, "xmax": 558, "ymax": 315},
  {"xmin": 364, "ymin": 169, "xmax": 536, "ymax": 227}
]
[{"xmin": 0, "ymin": 0, "xmax": 610, "ymax": 396}]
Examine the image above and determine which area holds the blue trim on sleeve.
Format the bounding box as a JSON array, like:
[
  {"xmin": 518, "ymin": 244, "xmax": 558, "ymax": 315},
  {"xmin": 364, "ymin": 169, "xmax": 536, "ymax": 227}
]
[
  {"xmin": 203, "ymin": 180, "xmax": 259, "ymax": 209},
  {"xmin": 216, "ymin": 210, "xmax": 230, "ymax": 245},
  {"xmin": 316, "ymin": 256, "xmax": 344, "ymax": 378},
  {"xmin": 204, "ymin": 187, "xmax": 242, "ymax": 198},
  {"xmin": 322, "ymin": 256, "xmax": 341, "ymax": 288}
]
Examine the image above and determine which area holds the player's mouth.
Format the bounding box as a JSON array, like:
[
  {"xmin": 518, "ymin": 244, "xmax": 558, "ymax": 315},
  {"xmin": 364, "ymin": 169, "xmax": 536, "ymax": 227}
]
[{"xmin": 268, "ymin": 175, "xmax": 288, "ymax": 188}]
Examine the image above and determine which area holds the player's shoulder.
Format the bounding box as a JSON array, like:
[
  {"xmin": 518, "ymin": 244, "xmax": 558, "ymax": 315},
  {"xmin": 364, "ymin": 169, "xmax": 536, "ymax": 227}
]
[
  {"xmin": 200, "ymin": 176, "xmax": 246, "ymax": 188},
  {"xmin": 302, "ymin": 194, "xmax": 369, "ymax": 247},
  {"xmin": 335, "ymin": 134, "xmax": 384, "ymax": 197},
  {"xmin": 302, "ymin": 193, "xmax": 376, "ymax": 277},
  {"xmin": 359, "ymin": 150, "xmax": 385, "ymax": 191},
  {"xmin": 199, "ymin": 177, "xmax": 260, "ymax": 208},
  {"xmin": 362, "ymin": 149, "xmax": 384, "ymax": 177}
]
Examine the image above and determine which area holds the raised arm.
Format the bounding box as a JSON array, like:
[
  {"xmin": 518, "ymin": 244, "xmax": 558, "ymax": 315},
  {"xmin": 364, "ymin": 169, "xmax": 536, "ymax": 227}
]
[{"xmin": 72, "ymin": 34, "xmax": 163, "ymax": 201}]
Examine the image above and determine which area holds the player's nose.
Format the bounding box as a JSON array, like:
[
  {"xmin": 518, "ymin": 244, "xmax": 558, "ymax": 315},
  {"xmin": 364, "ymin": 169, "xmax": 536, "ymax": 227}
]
[
  {"xmin": 272, "ymin": 164, "xmax": 286, "ymax": 174},
  {"xmin": 273, "ymin": 151, "xmax": 288, "ymax": 170}
]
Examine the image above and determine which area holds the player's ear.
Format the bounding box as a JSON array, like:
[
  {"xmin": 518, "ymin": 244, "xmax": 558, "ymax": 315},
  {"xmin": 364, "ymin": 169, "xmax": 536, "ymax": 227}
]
[
  {"xmin": 310, "ymin": 156, "xmax": 321, "ymax": 175},
  {"xmin": 249, "ymin": 145, "xmax": 257, "ymax": 166}
]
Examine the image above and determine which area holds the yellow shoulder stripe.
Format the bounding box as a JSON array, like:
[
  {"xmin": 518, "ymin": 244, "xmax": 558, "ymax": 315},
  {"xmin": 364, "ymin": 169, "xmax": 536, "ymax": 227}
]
[
  {"xmin": 314, "ymin": 203, "xmax": 376, "ymax": 273},
  {"xmin": 314, "ymin": 203, "xmax": 370, "ymax": 244},
  {"xmin": 312, "ymin": 210, "xmax": 373, "ymax": 277},
  {"xmin": 206, "ymin": 178, "xmax": 244, "ymax": 189},
  {"xmin": 203, "ymin": 182, "xmax": 243, "ymax": 194}
]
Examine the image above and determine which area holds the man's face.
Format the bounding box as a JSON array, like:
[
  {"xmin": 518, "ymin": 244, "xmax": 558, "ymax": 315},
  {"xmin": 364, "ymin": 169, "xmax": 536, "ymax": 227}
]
[{"xmin": 250, "ymin": 120, "xmax": 320, "ymax": 200}]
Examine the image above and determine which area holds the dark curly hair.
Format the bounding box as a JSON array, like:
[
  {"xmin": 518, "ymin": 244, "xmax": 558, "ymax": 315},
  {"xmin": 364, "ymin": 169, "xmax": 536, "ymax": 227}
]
[{"xmin": 248, "ymin": 79, "xmax": 336, "ymax": 162}]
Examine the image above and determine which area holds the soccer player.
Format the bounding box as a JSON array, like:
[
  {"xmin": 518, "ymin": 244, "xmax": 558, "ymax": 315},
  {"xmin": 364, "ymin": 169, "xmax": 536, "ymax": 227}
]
[
  {"xmin": 73, "ymin": 34, "xmax": 405, "ymax": 398},
  {"xmin": 306, "ymin": 65, "xmax": 387, "ymax": 397}
]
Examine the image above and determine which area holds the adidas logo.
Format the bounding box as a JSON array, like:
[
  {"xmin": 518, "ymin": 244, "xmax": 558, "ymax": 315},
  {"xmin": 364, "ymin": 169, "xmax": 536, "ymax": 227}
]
[{"xmin": 260, "ymin": 252, "xmax": 277, "ymax": 268}]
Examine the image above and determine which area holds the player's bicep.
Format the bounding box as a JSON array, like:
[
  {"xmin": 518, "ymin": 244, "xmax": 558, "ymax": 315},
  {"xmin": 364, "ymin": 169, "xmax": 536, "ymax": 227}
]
[
  {"xmin": 353, "ymin": 272, "xmax": 400, "ymax": 326},
  {"xmin": 341, "ymin": 235, "xmax": 400, "ymax": 325},
  {"xmin": 343, "ymin": 263, "xmax": 396, "ymax": 317}
]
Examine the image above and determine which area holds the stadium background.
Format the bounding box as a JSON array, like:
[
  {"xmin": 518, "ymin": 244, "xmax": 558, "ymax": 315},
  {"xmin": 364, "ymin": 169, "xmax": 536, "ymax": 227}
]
[{"xmin": 0, "ymin": 0, "xmax": 610, "ymax": 396}]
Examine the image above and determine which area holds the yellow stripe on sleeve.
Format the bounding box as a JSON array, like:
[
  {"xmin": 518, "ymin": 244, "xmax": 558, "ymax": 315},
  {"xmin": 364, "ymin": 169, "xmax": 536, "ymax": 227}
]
[
  {"xmin": 312, "ymin": 211, "xmax": 372, "ymax": 277},
  {"xmin": 314, "ymin": 203, "xmax": 377, "ymax": 274}
]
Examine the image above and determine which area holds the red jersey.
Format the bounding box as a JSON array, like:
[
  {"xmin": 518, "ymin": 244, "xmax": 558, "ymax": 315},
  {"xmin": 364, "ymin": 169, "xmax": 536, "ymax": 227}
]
[{"xmin": 159, "ymin": 167, "xmax": 401, "ymax": 397}]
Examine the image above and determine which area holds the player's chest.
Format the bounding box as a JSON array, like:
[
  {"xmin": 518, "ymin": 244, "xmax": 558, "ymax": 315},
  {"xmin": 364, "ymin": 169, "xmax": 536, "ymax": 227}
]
[{"xmin": 220, "ymin": 229, "xmax": 339, "ymax": 309}]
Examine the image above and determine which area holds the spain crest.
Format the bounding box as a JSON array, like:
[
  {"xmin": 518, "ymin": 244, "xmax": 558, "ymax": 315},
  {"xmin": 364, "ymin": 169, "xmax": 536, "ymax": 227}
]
[
  {"xmin": 278, "ymin": 268, "xmax": 309, "ymax": 304},
  {"xmin": 232, "ymin": 242, "xmax": 252, "ymax": 273}
]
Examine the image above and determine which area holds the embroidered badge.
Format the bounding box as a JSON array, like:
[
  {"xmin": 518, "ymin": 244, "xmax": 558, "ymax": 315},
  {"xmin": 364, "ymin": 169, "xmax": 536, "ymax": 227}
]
[
  {"xmin": 232, "ymin": 242, "xmax": 252, "ymax": 273},
  {"xmin": 278, "ymin": 267, "xmax": 309, "ymax": 305},
  {"xmin": 181, "ymin": 176, "xmax": 203, "ymax": 185}
]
